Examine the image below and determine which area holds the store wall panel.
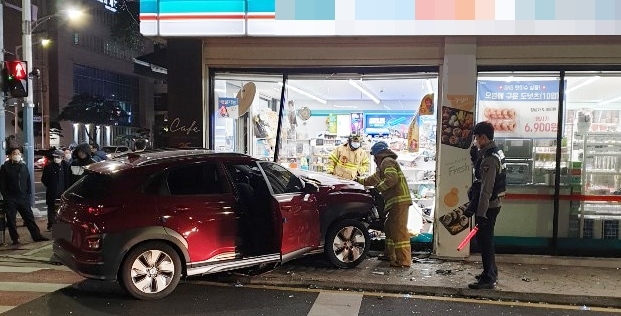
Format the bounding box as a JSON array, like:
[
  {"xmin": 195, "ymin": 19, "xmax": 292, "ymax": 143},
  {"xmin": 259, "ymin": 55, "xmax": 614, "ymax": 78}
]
[
  {"xmin": 477, "ymin": 36, "xmax": 621, "ymax": 65},
  {"xmin": 203, "ymin": 37, "xmax": 445, "ymax": 67}
]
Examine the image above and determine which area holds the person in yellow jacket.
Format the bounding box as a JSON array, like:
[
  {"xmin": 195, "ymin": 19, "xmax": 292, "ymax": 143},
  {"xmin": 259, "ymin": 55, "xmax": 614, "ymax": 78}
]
[
  {"xmin": 357, "ymin": 141, "xmax": 412, "ymax": 268},
  {"xmin": 325, "ymin": 135, "xmax": 370, "ymax": 180}
]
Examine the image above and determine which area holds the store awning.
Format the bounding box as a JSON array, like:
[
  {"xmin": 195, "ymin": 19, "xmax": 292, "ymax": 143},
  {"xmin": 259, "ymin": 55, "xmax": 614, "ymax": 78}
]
[{"xmin": 133, "ymin": 49, "xmax": 167, "ymax": 79}]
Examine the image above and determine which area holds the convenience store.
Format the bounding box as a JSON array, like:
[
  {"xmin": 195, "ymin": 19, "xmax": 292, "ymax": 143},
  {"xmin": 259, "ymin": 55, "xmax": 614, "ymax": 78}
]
[{"xmin": 140, "ymin": 0, "xmax": 621, "ymax": 258}]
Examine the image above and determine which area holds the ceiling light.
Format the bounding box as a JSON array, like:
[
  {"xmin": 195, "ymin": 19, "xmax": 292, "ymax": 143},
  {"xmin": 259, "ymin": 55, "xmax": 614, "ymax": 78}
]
[
  {"xmin": 348, "ymin": 80, "xmax": 380, "ymax": 104},
  {"xmin": 425, "ymin": 79, "xmax": 434, "ymax": 94},
  {"xmin": 566, "ymin": 76, "xmax": 600, "ymax": 94},
  {"xmin": 280, "ymin": 82, "xmax": 327, "ymax": 104}
]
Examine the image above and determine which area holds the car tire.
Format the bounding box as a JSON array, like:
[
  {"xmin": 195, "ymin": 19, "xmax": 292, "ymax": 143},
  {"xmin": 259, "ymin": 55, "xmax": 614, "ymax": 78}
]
[
  {"xmin": 120, "ymin": 242, "xmax": 182, "ymax": 300},
  {"xmin": 325, "ymin": 219, "xmax": 371, "ymax": 269}
]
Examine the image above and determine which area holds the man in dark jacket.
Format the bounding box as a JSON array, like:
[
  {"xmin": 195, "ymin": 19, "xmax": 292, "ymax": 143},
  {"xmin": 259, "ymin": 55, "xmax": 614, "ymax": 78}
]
[
  {"xmin": 468, "ymin": 122, "xmax": 507, "ymax": 290},
  {"xmin": 70, "ymin": 143, "xmax": 96, "ymax": 185},
  {"xmin": 89, "ymin": 142, "xmax": 108, "ymax": 162},
  {"xmin": 41, "ymin": 150, "xmax": 72, "ymax": 231},
  {"xmin": 0, "ymin": 147, "xmax": 48, "ymax": 245}
]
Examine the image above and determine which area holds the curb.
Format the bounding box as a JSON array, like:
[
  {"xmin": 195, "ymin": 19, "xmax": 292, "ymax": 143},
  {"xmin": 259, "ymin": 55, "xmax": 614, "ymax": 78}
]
[{"xmin": 228, "ymin": 275, "xmax": 621, "ymax": 309}]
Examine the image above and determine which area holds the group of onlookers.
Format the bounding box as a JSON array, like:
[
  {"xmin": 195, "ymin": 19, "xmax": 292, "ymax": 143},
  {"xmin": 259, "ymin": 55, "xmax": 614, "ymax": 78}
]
[{"xmin": 1, "ymin": 139, "xmax": 148, "ymax": 246}]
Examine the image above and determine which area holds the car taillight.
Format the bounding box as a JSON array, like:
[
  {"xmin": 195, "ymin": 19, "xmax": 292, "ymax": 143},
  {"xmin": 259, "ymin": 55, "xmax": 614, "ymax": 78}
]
[
  {"xmin": 86, "ymin": 205, "xmax": 120, "ymax": 216},
  {"xmin": 80, "ymin": 222, "xmax": 101, "ymax": 235},
  {"xmin": 85, "ymin": 237, "xmax": 102, "ymax": 250}
]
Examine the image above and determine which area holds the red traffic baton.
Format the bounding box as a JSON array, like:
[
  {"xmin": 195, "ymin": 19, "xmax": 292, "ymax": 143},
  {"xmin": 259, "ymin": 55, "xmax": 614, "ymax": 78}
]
[{"xmin": 457, "ymin": 225, "xmax": 479, "ymax": 251}]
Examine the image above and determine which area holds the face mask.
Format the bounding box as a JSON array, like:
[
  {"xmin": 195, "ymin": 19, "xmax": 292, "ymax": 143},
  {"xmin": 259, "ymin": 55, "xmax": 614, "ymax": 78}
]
[
  {"xmin": 11, "ymin": 154, "xmax": 21, "ymax": 162},
  {"xmin": 65, "ymin": 153, "xmax": 72, "ymax": 160},
  {"xmin": 54, "ymin": 157, "xmax": 62, "ymax": 164},
  {"xmin": 350, "ymin": 142, "xmax": 361, "ymax": 149}
]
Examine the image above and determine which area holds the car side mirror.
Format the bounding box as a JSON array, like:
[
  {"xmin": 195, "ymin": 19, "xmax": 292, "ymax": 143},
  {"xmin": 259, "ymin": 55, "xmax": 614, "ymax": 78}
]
[{"xmin": 303, "ymin": 181, "xmax": 319, "ymax": 193}]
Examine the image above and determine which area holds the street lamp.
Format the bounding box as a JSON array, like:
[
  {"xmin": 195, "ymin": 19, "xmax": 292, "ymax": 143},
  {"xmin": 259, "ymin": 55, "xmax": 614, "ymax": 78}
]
[
  {"xmin": 21, "ymin": 1, "xmax": 84, "ymax": 204},
  {"xmin": 14, "ymin": 38, "xmax": 51, "ymax": 59}
]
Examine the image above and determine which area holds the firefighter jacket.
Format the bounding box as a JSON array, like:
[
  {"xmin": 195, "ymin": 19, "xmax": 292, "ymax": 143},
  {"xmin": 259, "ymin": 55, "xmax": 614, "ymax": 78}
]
[
  {"xmin": 357, "ymin": 149, "xmax": 412, "ymax": 210},
  {"xmin": 474, "ymin": 141, "xmax": 507, "ymax": 217},
  {"xmin": 325, "ymin": 144, "xmax": 370, "ymax": 180}
]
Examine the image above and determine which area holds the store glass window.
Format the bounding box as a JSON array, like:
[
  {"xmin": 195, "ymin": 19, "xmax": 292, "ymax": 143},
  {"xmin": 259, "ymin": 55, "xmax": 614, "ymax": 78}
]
[
  {"xmin": 563, "ymin": 72, "xmax": 621, "ymax": 248},
  {"xmin": 212, "ymin": 71, "xmax": 438, "ymax": 237},
  {"xmin": 476, "ymin": 72, "xmax": 562, "ymax": 246},
  {"xmin": 212, "ymin": 73, "xmax": 284, "ymax": 159}
]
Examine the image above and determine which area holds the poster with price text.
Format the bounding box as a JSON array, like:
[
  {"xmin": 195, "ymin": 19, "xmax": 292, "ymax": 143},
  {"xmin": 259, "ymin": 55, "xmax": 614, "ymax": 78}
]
[{"xmin": 476, "ymin": 80, "xmax": 560, "ymax": 138}]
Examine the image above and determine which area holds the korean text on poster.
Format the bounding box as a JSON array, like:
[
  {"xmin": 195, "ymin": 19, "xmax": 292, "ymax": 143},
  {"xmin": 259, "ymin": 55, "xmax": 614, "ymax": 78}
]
[
  {"xmin": 477, "ymin": 80, "xmax": 560, "ymax": 138},
  {"xmin": 217, "ymin": 97, "xmax": 239, "ymax": 118}
]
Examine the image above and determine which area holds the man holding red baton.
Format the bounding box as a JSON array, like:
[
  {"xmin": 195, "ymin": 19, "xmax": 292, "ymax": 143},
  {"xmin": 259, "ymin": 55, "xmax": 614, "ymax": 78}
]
[{"xmin": 464, "ymin": 122, "xmax": 507, "ymax": 290}]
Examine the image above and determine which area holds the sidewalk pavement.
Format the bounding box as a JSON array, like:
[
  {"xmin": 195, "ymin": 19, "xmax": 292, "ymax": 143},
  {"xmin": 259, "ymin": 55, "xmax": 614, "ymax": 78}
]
[
  {"xmin": 2, "ymin": 217, "xmax": 621, "ymax": 310},
  {"xmin": 220, "ymin": 251, "xmax": 621, "ymax": 309}
]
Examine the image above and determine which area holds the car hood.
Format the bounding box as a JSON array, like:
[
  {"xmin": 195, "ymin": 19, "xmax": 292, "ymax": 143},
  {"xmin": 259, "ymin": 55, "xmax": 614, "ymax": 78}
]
[{"xmin": 292, "ymin": 169, "xmax": 367, "ymax": 193}]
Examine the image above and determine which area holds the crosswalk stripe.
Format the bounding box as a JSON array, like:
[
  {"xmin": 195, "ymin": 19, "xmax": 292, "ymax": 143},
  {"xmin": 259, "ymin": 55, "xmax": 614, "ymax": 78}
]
[
  {"xmin": 307, "ymin": 292, "xmax": 363, "ymax": 316},
  {"xmin": 0, "ymin": 306, "xmax": 16, "ymax": 313},
  {"xmin": 0, "ymin": 267, "xmax": 44, "ymax": 273},
  {"xmin": 0, "ymin": 282, "xmax": 71, "ymax": 292}
]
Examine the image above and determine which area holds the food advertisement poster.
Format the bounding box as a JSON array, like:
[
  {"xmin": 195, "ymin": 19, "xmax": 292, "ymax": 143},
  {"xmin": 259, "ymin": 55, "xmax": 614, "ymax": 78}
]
[
  {"xmin": 407, "ymin": 94, "xmax": 435, "ymax": 152},
  {"xmin": 476, "ymin": 80, "xmax": 560, "ymax": 138},
  {"xmin": 437, "ymin": 95, "xmax": 475, "ymax": 241}
]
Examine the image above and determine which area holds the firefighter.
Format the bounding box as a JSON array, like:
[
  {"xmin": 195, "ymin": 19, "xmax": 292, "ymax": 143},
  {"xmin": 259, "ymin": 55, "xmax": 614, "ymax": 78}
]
[
  {"xmin": 357, "ymin": 141, "xmax": 412, "ymax": 268},
  {"xmin": 325, "ymin": 135, "xmax": 370, "ymax": 180}
]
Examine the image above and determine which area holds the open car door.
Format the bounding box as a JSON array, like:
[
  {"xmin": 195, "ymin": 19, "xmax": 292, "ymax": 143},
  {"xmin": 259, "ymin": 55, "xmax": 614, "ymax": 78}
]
[{"xmin": 257, "ymin": 162, "xmax": 321, "ymax": 262}]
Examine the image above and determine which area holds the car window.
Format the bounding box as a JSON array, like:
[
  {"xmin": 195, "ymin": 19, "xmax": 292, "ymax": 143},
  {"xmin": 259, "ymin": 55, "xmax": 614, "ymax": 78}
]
[
  {"xmin": 258, "ymin": 162, "xmax": 303, "ymax": 194},
  {"xmin": 166, "ymin": 163, "xmax": 228, "ymax": 195},
  {"xmin": 64, "ymin": 171, "xmax": 112, "ymax": 201}
]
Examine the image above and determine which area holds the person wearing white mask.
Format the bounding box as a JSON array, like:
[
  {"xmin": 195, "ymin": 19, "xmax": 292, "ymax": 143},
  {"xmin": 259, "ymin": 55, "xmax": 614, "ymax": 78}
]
[
  {"xmin": 0, "ymin": 147, "xmax": 49, "ymax": 245},
  {"xmin": 41, "ymin": 150, "xmax": 72, "ymax": 231},
  {"xmin": 325, "ymin": 134, "xmax": 370, "ymax": 180}
]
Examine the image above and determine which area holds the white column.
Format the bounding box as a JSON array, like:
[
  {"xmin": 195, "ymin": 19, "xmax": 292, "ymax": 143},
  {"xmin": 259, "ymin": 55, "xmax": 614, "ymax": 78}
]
[{"xmin": 433, "ymin": 37, "xmax": 478, "ymax": 258}]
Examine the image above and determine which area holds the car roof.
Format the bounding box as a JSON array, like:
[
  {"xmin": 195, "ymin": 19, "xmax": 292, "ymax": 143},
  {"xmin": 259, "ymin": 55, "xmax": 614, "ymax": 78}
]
[{"xmin": 86, "ymin": 149, "xmax": 255, "ymax": 174}]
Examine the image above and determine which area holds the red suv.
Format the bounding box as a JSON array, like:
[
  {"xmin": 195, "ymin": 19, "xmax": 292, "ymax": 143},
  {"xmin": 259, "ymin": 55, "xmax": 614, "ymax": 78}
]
[{"xmin": 52, "ymin": 150, "xmax": 379, "ymax": 300}]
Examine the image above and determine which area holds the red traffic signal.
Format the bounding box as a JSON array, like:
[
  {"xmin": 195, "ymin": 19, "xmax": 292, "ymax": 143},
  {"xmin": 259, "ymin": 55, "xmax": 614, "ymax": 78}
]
[
  {"xmin": 7, "ymin": 61, "xmax": 27, "ymax": 80},
  {"xmin": 2, "ymin": 60, "xmax": 28, "ymax": 98}
]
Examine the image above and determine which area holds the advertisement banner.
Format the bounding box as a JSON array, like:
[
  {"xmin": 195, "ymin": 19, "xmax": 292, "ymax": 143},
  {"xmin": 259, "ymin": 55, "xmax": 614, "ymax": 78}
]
[
  {"xmin": 435, "ymin": 95, "xmax": 475, "ymax": 258},
  {"xmin": 218, "ymin": 97, "xmax": 239, "ymax": 118},
  {"xmin": 476, "ymin": 80, "xmax": 560, "ymax": 139}
]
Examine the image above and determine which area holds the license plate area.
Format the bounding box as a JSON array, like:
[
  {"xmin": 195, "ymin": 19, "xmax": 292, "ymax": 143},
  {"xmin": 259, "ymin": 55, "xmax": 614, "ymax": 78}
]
[{"xmin": 52, "ymin": 223, "xmax": 72, "ymax": 241}]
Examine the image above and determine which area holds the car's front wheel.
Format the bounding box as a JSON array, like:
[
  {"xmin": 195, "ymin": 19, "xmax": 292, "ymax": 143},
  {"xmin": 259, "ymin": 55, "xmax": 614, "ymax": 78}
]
[
  {"xmin": 120, "ymin": 242, "xmax": 182, "ymax": 300},
  {"xmin": 325, "ymin": 219, "xmax": 370, "ymax": 269}
]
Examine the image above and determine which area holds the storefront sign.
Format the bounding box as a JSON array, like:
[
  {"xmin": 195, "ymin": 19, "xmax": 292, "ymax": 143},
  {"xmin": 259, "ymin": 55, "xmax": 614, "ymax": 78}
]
[
  {"xmin": 141, "ymin": 1, "xmax": 621, "ymax": 36},
  {"xmin": 477, "ymin": 80, "xmax": 560, "ymax": 139},
  {"xmin": 169, "ymin": 118, "xmax": 201, "ymax": 135}
]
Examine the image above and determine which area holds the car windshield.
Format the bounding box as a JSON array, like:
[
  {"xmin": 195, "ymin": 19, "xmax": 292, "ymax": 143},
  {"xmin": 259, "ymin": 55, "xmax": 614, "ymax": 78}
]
[
  {"xmin": 64, "ymin": 171, "xmax": 112, "ymax": 201},
  {"xmin": 258, "ymin": 162, "xmax": 304, "ymax": 194}
]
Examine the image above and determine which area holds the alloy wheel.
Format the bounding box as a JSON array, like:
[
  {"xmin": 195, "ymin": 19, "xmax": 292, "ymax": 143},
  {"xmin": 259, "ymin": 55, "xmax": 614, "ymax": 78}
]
[{"xmin": 130, "ymin": 249, "xmax": 176, "ymax": 294}]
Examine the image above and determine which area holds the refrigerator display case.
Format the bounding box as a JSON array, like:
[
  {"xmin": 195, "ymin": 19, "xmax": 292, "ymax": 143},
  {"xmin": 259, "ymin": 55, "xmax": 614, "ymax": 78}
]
[{"xmin": 572, "ymin": 132, "xmax": 621, "ymax": 239}]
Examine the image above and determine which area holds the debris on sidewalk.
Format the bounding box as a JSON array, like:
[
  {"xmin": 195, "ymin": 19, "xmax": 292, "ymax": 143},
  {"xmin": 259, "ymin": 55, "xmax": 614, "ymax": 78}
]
[
  {"xmin": 435, "ymin": 269, "xmax": 453, "ymax": 276},
  {"xmin": 372, "ymin": 271, "xmax": 385, "ymax": 275}
]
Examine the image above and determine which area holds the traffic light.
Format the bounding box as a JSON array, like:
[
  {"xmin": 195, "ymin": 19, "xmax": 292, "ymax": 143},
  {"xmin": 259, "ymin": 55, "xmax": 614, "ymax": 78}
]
[{"xmin": 1, "ymin": 61, "xmax": 28, "ymax": 98}]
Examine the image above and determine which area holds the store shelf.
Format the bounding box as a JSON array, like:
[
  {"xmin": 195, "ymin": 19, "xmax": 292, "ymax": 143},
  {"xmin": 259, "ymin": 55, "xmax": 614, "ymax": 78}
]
[{"xmin": 584, "ymin": 169, "xmax": 621, "ymax": 175}]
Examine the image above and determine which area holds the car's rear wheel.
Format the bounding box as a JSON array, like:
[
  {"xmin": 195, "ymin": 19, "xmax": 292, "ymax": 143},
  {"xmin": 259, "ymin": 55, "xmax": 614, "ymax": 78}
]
[
  {"xmin": 325, "ymin": 219, "xmax": 370, "ymax": 269},
  {"xmin": 120, "ymin": 242, "xmax": 182, "ymax": 300}
]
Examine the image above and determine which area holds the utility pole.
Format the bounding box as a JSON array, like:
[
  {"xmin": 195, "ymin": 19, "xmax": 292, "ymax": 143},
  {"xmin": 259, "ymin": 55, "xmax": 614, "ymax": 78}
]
[
  {"xmin": 22, "ymin": 0, "xmax": 35, "ymax": 204},
  {"xmin": 0, "ymin": 2, "xmax": 6, "ymax": 164}
]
